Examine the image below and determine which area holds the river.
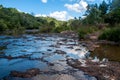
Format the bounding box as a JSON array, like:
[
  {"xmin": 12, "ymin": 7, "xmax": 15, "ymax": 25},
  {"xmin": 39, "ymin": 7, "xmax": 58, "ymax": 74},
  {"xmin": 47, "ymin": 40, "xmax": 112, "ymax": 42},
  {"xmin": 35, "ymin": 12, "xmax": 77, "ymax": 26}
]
[{"xmin": 0, "ymin": 34, "xmax": 97, "ymax": 80}]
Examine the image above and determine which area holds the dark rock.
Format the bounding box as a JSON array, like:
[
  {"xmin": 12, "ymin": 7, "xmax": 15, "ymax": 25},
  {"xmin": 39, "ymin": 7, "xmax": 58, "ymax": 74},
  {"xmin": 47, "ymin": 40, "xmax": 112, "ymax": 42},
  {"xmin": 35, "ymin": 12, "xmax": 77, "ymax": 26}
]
[
  {"xmin": 10, "ymin": 68, "xmax": 40, "ymax": 78},
  {"xmin": 48, "ymin": 63, "xmax": 54, "ymax": 66},
  {"xmin": 54, "ymin": 50, "xmax": 66, "ymax": 54},
  {"xmin": 75, "ymin": 49, "xmax": 81, "ymax": 51},
  {"xmin": 7, "ymin": 55, "xmax": 12, "ymax": 60},
  {"xmin": 26, "ymin": 68, "xmax": 40, "ymax": 76},
  {"xmin": 49, "ymin": 45, "xmax": 60, "ymax": 48},
  {"xmin": 61, "ymin": 39, "xmax": 67, "ymax": 42},
  {"xmin": 47, "ymin": 49, "xmax": 52, "ymax": 51},
  {"xmin": 66, "ymin": 46, "xmax": 73, "ymax": 49},
  {"xmin": 49, "ymin": 45, "xmax": 54, "ymax": 47}
]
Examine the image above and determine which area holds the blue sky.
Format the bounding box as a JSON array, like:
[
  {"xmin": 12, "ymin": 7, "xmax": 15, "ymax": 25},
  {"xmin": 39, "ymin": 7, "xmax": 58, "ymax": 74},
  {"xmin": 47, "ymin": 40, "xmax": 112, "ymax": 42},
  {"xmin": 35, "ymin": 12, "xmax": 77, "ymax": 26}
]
[{"xmin": 0, "ymin": 0, "xmax": 105, "ymax": 21}]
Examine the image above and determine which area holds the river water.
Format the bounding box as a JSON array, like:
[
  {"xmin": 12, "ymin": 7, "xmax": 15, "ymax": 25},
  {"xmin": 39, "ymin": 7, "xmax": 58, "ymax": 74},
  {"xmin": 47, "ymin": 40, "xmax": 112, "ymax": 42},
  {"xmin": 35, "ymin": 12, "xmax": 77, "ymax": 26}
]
[
  {"xmin": 0, "ymin": 34, "xmax": 96, "ymax": 80},
  {"xmin": 91, "ymin": 44, "xmax": 120, "ymax": 62}
]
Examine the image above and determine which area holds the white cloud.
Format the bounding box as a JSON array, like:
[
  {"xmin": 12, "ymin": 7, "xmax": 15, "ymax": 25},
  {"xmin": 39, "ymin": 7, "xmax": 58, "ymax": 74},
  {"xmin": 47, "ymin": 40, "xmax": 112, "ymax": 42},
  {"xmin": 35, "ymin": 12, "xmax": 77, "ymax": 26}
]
[
  {"xmin": 81, "ymin": 15, "xmax": 87, "ymax": 19},
  {"xmin": 50, "ymin": 11, "xmax": 67, "ymax": 21},
  {"xmin": 35, "ymin": 14, "xmax": 47, "ymax": 17},
  {"xmin": 35, "ymin": 11, "xmax": 74, "ymax": 21},
  {"xmin": 41, "ymin": 0, "xmax": 47, "ymax": 3},
  {"xmin": 64, "ymin": 0, "xmax": 88, "ymax": 13},
  {"xmin": 49, "ymin": 11, "xmax": 74, "ymax": 21}
]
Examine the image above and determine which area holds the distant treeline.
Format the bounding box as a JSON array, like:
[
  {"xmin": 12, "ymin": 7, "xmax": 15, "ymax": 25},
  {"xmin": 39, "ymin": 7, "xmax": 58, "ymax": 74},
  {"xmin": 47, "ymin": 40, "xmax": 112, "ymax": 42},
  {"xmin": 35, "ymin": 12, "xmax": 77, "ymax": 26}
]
[{"xmin": 0, "ymin": 0, "xmax": 120, "ymax": 35}]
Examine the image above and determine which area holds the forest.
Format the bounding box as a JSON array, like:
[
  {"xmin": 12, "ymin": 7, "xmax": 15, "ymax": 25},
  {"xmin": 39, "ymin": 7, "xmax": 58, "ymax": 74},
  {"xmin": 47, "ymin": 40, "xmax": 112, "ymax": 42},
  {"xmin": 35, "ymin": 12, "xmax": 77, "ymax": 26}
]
[{"xmin": 0, "ymin": 0, "xmax": 120, "ymax": 42}]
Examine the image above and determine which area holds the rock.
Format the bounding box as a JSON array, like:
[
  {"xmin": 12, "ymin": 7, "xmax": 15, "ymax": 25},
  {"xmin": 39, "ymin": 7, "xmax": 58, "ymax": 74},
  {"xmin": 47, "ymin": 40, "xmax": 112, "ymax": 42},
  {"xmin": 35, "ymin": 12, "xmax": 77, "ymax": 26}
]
[
  {"xmin": 26, "ymin": 68, "xmax": 40, "ymax": 76},
  {"xmin": 66, "ymin": 46, "xmax": 73, "ymax": 49},
  {"xmin": 7, "ymin": 55, "xmax": 13, "ymax": 60},
  {"xmin": 47, "ymin": 49, "xmax": 52, "ymax": 51},
  {"xmin": 75, "ymin": 49, "xmax": 81, "ymax": 51},
  {"xmin": 49, "ymin": 45, "xmax": 60, "ymax": 48},
  {"xmin": 54, "ymin": 50, "xmax": 66, "ymax": 54},
  {"xmin": 67, "ymin": 58, "xmax": 120, "ymax": 80},
  {"xmin": 10, "ymin": 68, "xmax": 40, "ymax": 78},
  {"xmin": 48, "ymin": 63, "xmax": 54, "ymax": 66}
]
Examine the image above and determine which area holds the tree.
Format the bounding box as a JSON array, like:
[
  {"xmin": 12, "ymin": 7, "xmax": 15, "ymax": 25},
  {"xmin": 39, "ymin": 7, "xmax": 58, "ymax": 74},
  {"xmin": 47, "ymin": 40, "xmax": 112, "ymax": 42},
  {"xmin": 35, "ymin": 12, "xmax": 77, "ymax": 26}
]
[
  {"xmin": 0, "ymin": 5, "xmax": 3, "ymax": 9},
  {"xmin": 69, "ymin": 19, "xmax": 81, "ymax": 30},
  {"xmin": 104, "ymin": 8, "xmax": 120, "ymax": 25},
  {"xmin": 110, "ymin": 0, "xmax": 120, "ymax": 10},
  {"xmin": 84, "ymin": 4, "xmax": 102, "ymax": 24},
  {"xmin": 49, "ymin": 21, "xmax": 55, "ymax": 27},
  {"xmin": 0, "ymin": 19, "xmax": 8, "ymax": 31},
  {"xmin": 99, "ymin": 0, "xmax": 108, "ymax": 16}
]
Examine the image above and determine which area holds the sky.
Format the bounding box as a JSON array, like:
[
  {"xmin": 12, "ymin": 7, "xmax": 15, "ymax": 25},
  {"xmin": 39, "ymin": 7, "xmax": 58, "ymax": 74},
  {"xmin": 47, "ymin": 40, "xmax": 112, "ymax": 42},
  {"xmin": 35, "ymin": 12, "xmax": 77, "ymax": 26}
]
[{"xmin": 0, "ymin": 0, "xmax": 105, "ymax": 21}]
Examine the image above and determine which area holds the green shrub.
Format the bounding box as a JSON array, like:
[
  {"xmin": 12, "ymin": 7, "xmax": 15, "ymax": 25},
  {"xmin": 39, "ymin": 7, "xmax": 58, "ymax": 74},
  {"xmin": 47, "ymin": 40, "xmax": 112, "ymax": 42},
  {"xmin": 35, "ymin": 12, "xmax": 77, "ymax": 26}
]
[
  {"xmin": 39, "ymin": 26, "xmax": 53, "ymax": 33},
  {"xmin": 11, "ymin": 27, "xmax": 25, "ymax": 35},
  {"xmin": 52, "ymin": 27, "xmax": 63, "ymax": 33},
  {"xmin": 99, "ymin": 27, "xmax": 120, "ymax": 42},
  {"xmin": 78, "ymin": 26, "xmax": 98, "ymax": 39},
  {"xmin": 78, "ymin": 30, "xmax": 87, "ymax": 39},
  {"xmin": 52, "ymin": 26, "xmax": 70, "ymax": 33}
]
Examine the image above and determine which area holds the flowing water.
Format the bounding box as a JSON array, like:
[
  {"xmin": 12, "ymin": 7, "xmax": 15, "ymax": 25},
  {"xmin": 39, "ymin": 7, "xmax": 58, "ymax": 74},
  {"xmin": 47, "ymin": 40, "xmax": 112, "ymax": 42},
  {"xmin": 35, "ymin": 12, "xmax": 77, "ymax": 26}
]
[{"xmin": 0, "ymin": 34, "xmax": 96, "ymax": 80}]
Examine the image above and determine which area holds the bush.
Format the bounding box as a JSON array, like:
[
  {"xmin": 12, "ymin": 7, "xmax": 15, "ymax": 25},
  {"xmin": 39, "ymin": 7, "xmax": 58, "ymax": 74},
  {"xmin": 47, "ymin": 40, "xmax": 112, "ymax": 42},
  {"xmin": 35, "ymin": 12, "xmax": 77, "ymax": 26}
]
[
  {"xmin": 11, "ymin": 27, "xmax": 25, "ymax": 35},
  {"xmin": 99, "ymin": 27, "xmax": 120, "ymax": 42},
  {"xmin": 39, "ymin": 26, "xmax": 53, "ymax": 33},
  {"xmin": 78, "ymin": 26, "xmax": 98, "ymax": 39},
  {"xmin": 78, "ymin": 29, "xmax": 87, "ymax": 39},
  {"xmin": 0, "ymin": 20, "xmax": 8, "ymax": 32},
  {"xmin": 52, "ymin": 27, "xmax": 63, "ymax": 33}
]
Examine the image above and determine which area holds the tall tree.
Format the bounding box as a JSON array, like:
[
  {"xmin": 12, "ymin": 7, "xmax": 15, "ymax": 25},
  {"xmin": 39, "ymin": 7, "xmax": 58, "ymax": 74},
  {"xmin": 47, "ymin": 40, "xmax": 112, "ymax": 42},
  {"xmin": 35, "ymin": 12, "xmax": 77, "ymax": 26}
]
[
  {"xmin": 111, "ymin": 0, "xmax": 120, "ymax": 10},
  {"xmin": 99, "ymin": 0, "xmax": 108, "ymax": 15},
  {"xmin": 84, "ymin": 4, "xmax": 102, "ymax": 24}
]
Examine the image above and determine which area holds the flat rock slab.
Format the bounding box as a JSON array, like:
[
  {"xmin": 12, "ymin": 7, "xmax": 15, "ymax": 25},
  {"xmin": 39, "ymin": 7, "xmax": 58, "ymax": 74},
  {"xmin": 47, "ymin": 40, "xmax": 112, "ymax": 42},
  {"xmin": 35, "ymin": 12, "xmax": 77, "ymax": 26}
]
[{"xmin": 10, "ymin": 68, "xmax": 40, "ymax": 78}]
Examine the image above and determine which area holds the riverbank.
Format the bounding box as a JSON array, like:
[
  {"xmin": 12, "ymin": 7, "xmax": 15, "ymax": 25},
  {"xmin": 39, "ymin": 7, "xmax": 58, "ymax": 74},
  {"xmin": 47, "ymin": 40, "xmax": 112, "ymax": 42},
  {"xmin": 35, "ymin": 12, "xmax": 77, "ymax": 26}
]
[
  {"xmin": 62, "ymin": 31, "xmax": 120, "ymax": 80},
  {"xmin": 67, "ymin": 58, "xmax": 120, "ymax": 80}
]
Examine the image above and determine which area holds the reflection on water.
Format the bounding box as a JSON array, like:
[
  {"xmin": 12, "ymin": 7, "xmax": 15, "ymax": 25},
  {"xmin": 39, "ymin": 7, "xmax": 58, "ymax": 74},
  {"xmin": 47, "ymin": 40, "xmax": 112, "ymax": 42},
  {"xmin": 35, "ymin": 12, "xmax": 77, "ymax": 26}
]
[
  {"xmin": 91, "ymin": 44, "xmax": 120, "ymax": 61},
  {"xmin": 0, "ymin": 34, "xmax": 95, "ymax": 80}
]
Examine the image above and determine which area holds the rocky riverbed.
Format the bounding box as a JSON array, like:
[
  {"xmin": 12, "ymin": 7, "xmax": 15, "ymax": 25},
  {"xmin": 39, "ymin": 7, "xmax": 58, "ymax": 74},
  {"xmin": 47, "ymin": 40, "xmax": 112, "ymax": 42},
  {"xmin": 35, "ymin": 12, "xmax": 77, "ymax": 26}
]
[
  {"xmin": 0, "ymin": 33, "xmax": 120, "ymax": 80},
  {"xmin": 0, "ymin": 33, "xmax": 96, "ymax": 80}
]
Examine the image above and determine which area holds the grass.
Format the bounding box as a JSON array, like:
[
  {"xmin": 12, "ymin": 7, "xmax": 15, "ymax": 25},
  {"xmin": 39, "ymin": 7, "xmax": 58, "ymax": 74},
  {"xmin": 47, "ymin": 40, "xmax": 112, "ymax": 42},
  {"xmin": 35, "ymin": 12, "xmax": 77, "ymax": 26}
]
[
  {"xmin": 99, "ymin": 27, "xmax": 120, "ymax": 42},
  {"xmin": 78, "ymin": 26, "xmax": 99, "ymax": 39}
]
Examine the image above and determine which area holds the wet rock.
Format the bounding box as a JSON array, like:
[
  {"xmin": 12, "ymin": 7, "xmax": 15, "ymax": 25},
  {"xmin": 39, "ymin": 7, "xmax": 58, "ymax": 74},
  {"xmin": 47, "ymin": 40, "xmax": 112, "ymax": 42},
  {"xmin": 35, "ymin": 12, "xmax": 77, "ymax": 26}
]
[
  {"xmin": 7, "ymin": 55, "xmax": 13, "ymax": 60},
  {"xmin": 54, "ymin": 50, "xmax": 66, "ymax": 54},
  {"xmin": 47, "ymin": 49, "xmax": 52, "ymax": 51},
  {"xmin": 48, "ymin": 63, "xmax": 54, "ymax": 66},
  {"xmin": 0, "ymin": 46, "xmax": 7, "ymax": 50},
  {"xmin": 21, "ymin": 50, "xmax": 27, "ymax": 52},
  {"xmin": 0, "ymin": 42, "xmax": 10, "ymax": 47},
  {"xmin": 10, "ymin": 71, "xmax": 22, "ymax": 77},
  {"xmin": 49, "ymin": 45, "xmax": 60, "ymax": 48},
  {"xmin": 61, "ymin": 39, "xmax": 67, "ymax": 42},
  {"xmin": 27, "ymin": 68, "xmax": 39, "ymax": 75},
  {"xmin": 57, "ymin": 42, "xmax": 64, "ymax": 45},
  {"xmin": 66, "ymin": 46, "xmax": 73, "ymax": 49},
  {"xmin": 67, "ymin": 58, "xmax": 120, "ymax": 80},
  {"xmin": 80, "ymin": 41, "xmax": 100, "ymax": 52},
  {"xmin": 66, "ymin": 58, "xmax": 82, "ymax": 68},
  {"xmin": 60, "ymin": 30, "xmax": 78, "ymax": 39},
  {"xmin": 10, "ymin": 68, "xmax": 40, "ymax": 78},
  {"xmin": 75, "ymin": 49, "xmax": 81, "ymax": 51},
  {"xmin": 49, "ymin": 45, "xmax": 54, "ymax": 47}
]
